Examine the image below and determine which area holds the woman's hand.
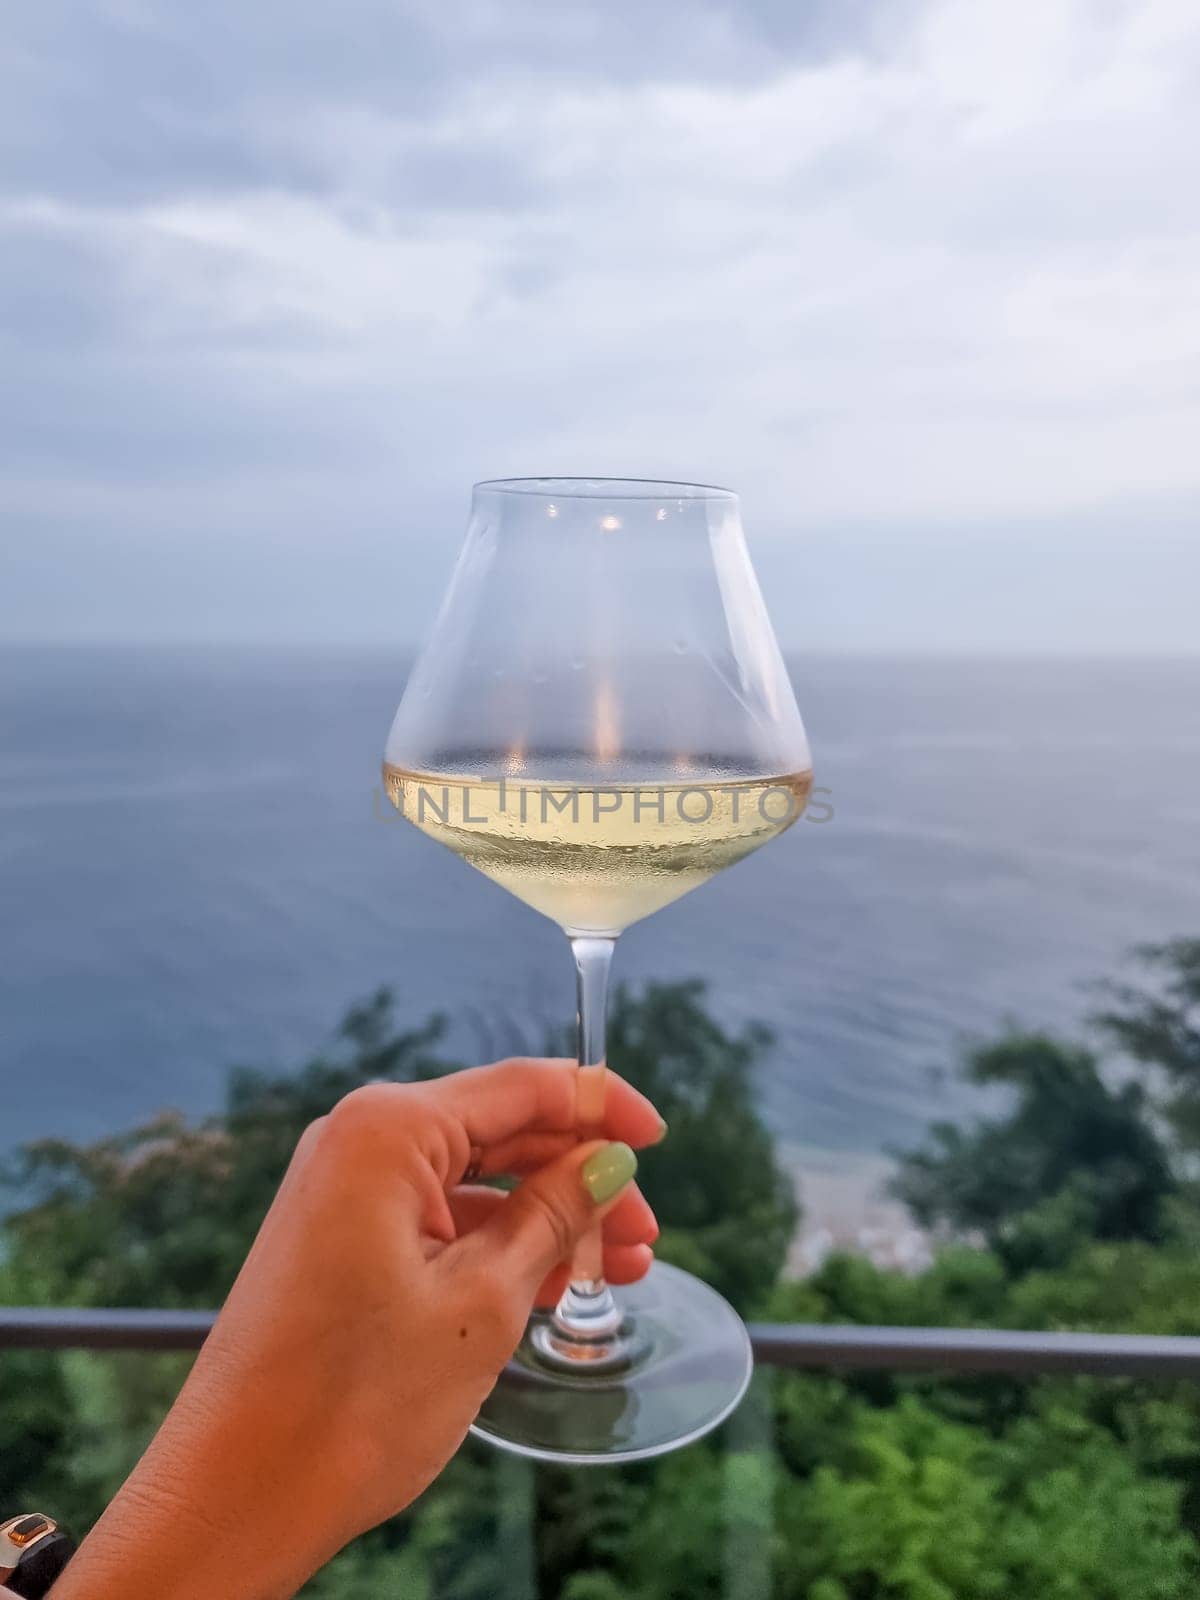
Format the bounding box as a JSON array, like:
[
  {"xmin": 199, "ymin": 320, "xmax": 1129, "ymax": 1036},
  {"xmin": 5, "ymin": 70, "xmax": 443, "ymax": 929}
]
[{"xmin": 52, "ymin": 1059, "xmax": 664, "ymax": 1600}]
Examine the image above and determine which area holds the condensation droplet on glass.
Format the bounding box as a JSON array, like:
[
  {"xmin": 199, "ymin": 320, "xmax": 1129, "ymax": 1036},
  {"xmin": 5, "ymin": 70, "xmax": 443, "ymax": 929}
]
[
  {"xmin": 656, "ymin": 507, "xmax": 668, "ymax": 521},
  {"xmin": 599, "ymin": 514, "xmax": 621, "ymax": 532},
  {"xmin": 547, "ymin": 503, "xmax": 559, "ymax": 519}
]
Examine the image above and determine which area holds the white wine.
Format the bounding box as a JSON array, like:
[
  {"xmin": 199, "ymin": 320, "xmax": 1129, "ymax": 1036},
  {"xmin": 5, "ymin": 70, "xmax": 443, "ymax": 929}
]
[{"xmin": 382, "ymin": 764, "xmax": 813, "ymax": 936}]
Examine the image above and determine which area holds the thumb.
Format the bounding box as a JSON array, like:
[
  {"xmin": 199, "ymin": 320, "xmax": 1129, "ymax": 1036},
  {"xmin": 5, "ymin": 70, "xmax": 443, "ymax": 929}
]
[{"xmin": 471, "ymin": 1140, "xmax": 638, "ymax": 1303}]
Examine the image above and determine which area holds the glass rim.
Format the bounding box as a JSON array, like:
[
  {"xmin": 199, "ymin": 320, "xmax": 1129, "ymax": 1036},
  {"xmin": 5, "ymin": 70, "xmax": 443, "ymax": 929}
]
[{"xmin": 473, "ymin": 476, "xmax": 737, "ymax": 502}]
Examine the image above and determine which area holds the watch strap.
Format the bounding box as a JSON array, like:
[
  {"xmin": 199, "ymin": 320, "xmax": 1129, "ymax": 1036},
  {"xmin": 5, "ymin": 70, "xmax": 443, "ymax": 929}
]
[{"xmin": 0, "ymin": 1517, "xmax": 75, "ymax": 1599}]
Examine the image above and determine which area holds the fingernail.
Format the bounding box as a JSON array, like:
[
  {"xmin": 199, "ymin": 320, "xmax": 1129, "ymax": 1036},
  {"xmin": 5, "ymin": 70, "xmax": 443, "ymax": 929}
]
[
  {"xmin": 581, "ymin": 1142, "xmax": 637, "ymax": 1205},
  {"xmin": 650, "ymin": 1116, "xmax": 668, "ymax": 1145}
]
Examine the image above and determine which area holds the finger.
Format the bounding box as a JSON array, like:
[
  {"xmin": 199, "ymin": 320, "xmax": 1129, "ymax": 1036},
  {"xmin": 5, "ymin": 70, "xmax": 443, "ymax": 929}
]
[
  {"xmin": 446, "ymin": 1185, "xmax": 507, "ymax": 1235},
  {"xmin": 472, "ymin": 1132, "xmax": 576, "ymax": 1176},
  {"xmin": 534, "ymin": 1244, "xmax": 654, "ymax": 1307},
  {"xmin": 447, "ymin": 1181, "xmax": 657, "ymax": 1246},
  {"xmin": 597, "ymin": 1183, "xmax": 659, "ymax": 1245},
  {"xmin": 596, "ymin": 1242, "xmax": 655, "ymax": 1286},
  {"xmin": 451, "ymin": 1140, "xmax": 639, "ymax": 1303},
  {"xmin": 471, "ymin": 1130, "xmax": 662, "ymax": 1178},
  {"xmin": 457, "ymin": 1124, "xmax": 657, "ymax": 1212},
  {"xmin": 422, "ymin": 1058, "xmax": 665, "ymax": 1153}
]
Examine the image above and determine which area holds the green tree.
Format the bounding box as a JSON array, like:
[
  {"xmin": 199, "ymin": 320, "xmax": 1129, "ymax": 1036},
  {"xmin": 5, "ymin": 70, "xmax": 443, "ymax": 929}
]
[
  {"xmin": 1008, "ymin": 1241, "xmax": 1200, "ymax": 1336},
  {"xmin": 766, "ymin": 1246, "xmax": 1011, "ymax": 1333},
  {"xmin": 890, "ymin": 1033, "xmax": 1174, "ymax": 1271},
  {"xmin": 1095, "ymin": 938, "xmax": 1200, "ymax": 1148},
  {"xmin": 773, "ymin": 1393, "xmax": 1198, "ymax": 1600}
]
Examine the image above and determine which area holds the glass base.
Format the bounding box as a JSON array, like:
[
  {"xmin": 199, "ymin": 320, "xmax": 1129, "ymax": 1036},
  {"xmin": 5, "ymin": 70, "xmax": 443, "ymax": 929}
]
[{"xmin": 469, "ymin": 1261, "xmax": 753, "ymax": 1465}]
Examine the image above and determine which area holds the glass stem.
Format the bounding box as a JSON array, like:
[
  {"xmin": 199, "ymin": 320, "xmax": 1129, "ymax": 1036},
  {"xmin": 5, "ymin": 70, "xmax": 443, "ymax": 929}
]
[{"xmin": 550, "ymin": 935, "xmax": 624, "ymax": 1348}]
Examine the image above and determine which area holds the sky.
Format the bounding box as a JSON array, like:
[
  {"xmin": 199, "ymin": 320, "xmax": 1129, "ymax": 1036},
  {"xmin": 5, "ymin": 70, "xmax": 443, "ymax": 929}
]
[{"xmin": 2, "ymin": 0, "xmax": 1198, "ymax": 653}]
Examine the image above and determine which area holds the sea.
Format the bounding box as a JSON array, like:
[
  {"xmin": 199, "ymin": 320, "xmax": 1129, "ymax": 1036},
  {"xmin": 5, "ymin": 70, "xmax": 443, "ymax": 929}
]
[{"xmin": 2, "ymin": 645, "xmax": 1198, "ymax": 1231}]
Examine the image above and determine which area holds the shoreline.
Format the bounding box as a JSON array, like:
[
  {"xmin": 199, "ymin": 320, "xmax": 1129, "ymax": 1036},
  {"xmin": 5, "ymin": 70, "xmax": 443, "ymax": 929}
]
[{"xmin": 780, "ymin": 1143, "xmax": 933, "ymax": 1276}]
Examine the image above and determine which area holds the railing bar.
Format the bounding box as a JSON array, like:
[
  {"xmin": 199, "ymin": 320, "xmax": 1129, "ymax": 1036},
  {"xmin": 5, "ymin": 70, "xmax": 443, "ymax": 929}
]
[
  {"xmin": 750, "ymin": 1321, "xmax": 1200, "ymax": 1378},
  {"xmin": 3, "ymin": 1308, "xmax": 1200, "ymax": 1376},
  {"xmin": 0, "ymin": 1308, "xmax": 216, "ymax": 1350}
]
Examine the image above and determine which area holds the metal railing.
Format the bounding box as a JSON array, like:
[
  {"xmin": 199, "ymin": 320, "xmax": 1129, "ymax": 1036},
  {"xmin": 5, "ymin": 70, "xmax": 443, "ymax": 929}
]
[{"xmin": 4, "ymin": 1308, "xmax": 1200, "ymax": 1378}]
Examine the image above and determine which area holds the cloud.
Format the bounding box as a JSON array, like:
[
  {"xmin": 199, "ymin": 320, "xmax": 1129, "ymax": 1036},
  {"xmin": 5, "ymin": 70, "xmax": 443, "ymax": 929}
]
[{"xmin": 2, "ymin": 0, "xmax": 1199, "ymax": 649}]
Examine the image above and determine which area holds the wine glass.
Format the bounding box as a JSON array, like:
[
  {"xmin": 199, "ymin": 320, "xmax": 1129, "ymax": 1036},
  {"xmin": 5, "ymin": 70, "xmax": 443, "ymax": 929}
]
[{"xmin": 384, "ymin": 477, "xmax": 811, "ymax": 1464}]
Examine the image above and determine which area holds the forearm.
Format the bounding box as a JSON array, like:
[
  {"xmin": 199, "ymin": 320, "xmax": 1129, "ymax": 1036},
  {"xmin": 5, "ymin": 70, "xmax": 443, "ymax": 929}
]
[
  {"xmin": 53, "ymin": 1470, "xmax": 335, "ymax": 1600},
  {"xmin": 50, "ymin": 1368, "xmax": 349, "ymax": 1600}
]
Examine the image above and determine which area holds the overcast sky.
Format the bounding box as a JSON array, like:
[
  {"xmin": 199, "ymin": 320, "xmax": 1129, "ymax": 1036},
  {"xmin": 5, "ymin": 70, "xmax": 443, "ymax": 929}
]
[{"xmin": 2, "ymin": 0, "xmax": 1198, "ymax": 653}]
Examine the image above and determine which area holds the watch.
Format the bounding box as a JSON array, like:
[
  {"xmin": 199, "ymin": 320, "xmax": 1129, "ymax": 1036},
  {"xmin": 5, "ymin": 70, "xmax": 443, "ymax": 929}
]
[{"xmin": 0, "ymin": 1516, "xmax": 75, "ymax": 1598}]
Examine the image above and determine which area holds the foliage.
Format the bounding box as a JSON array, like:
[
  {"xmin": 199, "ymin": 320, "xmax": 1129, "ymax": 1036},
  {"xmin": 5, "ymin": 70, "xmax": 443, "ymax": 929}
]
[
  {"xmin": 890, "ymin": 1032, "xmax": 1175, "ymax": 1270},
  {"xmin": 774, "ymin": 1392, "xmax": 1197, "ymax": 1600},
  {"xmin": 6, "ymin": 956, "xmax": 1200, "ymax": 1596},
  {"xmin": 1095, "ymin": 938, "xmax": 1200, "ymax": 1149}
]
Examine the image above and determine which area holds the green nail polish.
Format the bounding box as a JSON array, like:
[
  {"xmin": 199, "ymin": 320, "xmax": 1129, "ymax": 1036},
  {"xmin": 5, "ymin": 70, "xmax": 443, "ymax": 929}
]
[{"xmin": 581, "ymin": 1142, "xmax": 637, "ymax": 1204}]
